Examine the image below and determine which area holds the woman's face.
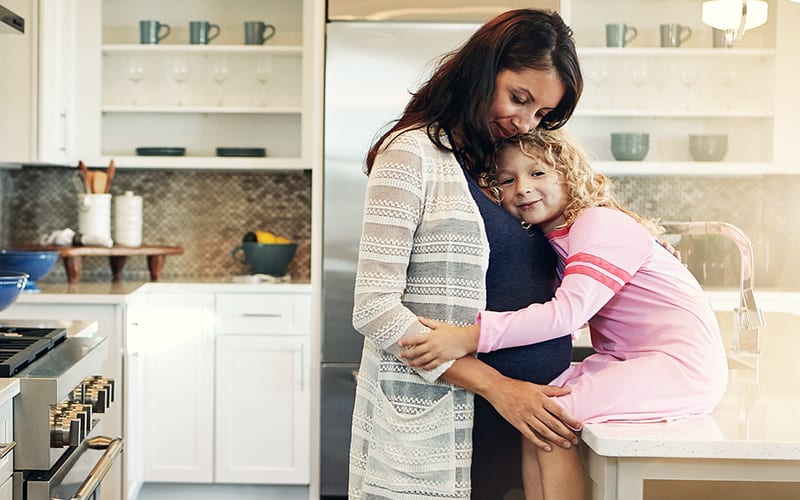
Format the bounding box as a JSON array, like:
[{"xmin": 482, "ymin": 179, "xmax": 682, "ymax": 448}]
[
  {"xmin": 488, "ymin": 68, "xmax": 566, "ymax": 141},
  {"xmin": 495, "ymin": 145, "xmax": 568, "ymax": 233}
]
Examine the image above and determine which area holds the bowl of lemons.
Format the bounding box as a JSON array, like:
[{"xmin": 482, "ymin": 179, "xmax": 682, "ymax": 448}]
[{"xmin": 232, "ymin": 231, "xmax": 297, "ymax": 276}]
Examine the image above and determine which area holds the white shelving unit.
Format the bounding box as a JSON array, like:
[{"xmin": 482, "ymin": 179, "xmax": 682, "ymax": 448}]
[
  {"xmin": 562, "ymin": 0, "xmax": 781, "ymax": 176},
  {"xmin": 80, "ymin": 0, "xmax": 323, "ymax": 170}
]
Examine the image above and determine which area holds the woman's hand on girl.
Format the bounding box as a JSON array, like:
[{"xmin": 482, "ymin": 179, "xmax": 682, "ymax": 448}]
[{"xmin": 397, "ymin": 317, "xmax": 480, "ymax": 370}]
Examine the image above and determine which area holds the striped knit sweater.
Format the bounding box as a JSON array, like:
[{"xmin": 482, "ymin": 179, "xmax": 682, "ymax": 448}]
[{"xmin": 349, "ymin": 127, "xmax": 490, "ymax": 499}]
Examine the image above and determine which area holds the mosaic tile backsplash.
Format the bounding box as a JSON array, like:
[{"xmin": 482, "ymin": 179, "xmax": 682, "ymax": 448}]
[
  {"xmin": 1, "ymin": 167, "xmax": 799, "ymax": 288},
  {"xmin": 0, "ymin": 167, "xmax": 312, "ymax": 283}
]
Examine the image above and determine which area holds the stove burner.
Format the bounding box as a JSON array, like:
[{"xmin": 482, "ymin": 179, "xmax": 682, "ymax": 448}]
[{"xmin": 0, "ymin": 326, "xmax": 67, "ymax": 376}]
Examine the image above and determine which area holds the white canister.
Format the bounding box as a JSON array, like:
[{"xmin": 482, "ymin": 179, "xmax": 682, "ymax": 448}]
[
  {"xmin": 78, "ymin": 193, "xmax": 112, "ymax": 240},
  {"xmin": 114, "ymin": 191, "xmax": 143, "ymax": 247}
]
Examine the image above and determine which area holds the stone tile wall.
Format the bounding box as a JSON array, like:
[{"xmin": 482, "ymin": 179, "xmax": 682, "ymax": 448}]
[
  {"xmin": 0, "ymin": 167, "xmax": 312, "ymax": 283},
  {"xmin": 1, "ymin": 167, "xmax": 798, "ymax": 288}
]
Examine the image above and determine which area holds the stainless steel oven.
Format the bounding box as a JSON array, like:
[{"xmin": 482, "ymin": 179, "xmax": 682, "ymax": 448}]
[{"xmin": 0, "ymin": 325, "xmax": 120, "ymax": 500}]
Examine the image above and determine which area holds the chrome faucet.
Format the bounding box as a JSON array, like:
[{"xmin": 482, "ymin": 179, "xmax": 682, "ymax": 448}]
[{"xmin": 661, "ymin": 221, "xmax": 766, "ymax": 356}]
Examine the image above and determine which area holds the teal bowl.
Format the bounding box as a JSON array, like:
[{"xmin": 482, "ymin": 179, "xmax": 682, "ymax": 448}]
[
  {"xmin": 0, "ymin": 272, "xmax": 28, "ymax": 311},
  {"xmin": 611, "ymin": 133, "xmax": 649, "ymax": 161},
  {"xmin": 231, "ymin": 242, "xmax": 298, "ymax": 277}
]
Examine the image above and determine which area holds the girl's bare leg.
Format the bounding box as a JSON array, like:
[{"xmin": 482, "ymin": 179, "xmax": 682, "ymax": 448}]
[
  {"xmin": 521, "ymin": 437, "xmax": 544, "ymax": 500},
  {"xmin": 530, "ymin": 438, "xmax": 584, "ymax": 500}
]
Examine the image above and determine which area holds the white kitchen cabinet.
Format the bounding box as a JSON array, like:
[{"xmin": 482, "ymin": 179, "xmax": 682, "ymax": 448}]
[
  {"xmin": 0, "ymin": 0, "xmax": 99, "ymax": 166},
  {"xmin": 0, "ymin": 387, "xmax": 15, "ymax": 500},
  {"xmin": 214, "ymin": 291, "xmax": 311, "ymax": 484},
  {"xmin": 136, "ymin": 291, "xmax": 215, "ymax": 483},
  {"xmin": 560, "ymin": 0, "xmax": 788, "ymax": 176},
  {"xmin": 0, "ymin": 0, "xmax": 37, "ymax": 165},
  {"xmin": 124, "ymin": 292, "xmax": 146, "ymax": 500},
  {"xmin": 135, "ymin": 287, "xmax": 311, "ymax": 488},
  {"xmin": 215, "ymin": 335, "xmax": 310, "ymax": 484},
  {"xmin": 74, "ymin": 0, "xmax": 324, "ymax": 170}
]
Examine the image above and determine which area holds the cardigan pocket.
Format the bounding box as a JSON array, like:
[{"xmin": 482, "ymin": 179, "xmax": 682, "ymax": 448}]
[{"xmin": 364, "ymin": 388, "xmax": 457, "ymax": 495}]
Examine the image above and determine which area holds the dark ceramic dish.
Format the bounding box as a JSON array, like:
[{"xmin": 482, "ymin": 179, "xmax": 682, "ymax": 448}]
[{"xmin": 136, "ymin": 147, "xmax": 186, "ymax": 156}]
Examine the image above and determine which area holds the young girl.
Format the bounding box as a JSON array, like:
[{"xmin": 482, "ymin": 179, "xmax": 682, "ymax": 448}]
[{"xmin": 398, "ymin": 129, "xmax": 728, "ymax": 500}]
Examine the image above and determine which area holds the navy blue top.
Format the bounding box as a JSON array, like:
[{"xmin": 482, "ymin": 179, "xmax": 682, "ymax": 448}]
[
  {"xmin": 464, "ymin": 169, "xmax": 573, "ymax": 498},
  {"xmin": 463, "ymin": 171, "xmax": 571, "ymax": 381}
]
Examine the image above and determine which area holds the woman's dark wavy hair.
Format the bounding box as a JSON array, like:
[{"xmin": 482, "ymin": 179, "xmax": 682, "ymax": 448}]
[{"xmin": 365, "ymin": 8, "xmax": 583, "ymax": 175}]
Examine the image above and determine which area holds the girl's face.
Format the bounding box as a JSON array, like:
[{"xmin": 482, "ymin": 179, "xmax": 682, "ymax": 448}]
[
  {"xmin": 488, "ymin": 68, "xmax": 566, "ymax": 141},
  {"xmin": 495, "ymin": 145, "xmax": 568, "ymax": 233}
]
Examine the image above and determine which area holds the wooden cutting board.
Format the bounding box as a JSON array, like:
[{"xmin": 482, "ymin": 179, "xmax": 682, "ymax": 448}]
[{"xmin": 21, "ymin": 245, "xmax": 184, "ymax": 283}]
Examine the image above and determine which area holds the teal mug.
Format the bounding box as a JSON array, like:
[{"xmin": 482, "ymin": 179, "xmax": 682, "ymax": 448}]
[
  {"xmin": 189, "ymin": 20, "xmax": 220, "ymax": 44},
  {"xmin": 140, "ymin": 20, "xmax": 171, "ymax": 44}
]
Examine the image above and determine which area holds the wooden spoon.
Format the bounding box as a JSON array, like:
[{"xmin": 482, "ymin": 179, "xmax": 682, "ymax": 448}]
[
  {"xmin": 92, "ymin": 171, "xmax": 108, "ymax": 194},
  {"xmin": 78, "ymin": 161, "xmax": 92, "ymax": 193},
  {"xmin": 105, "ymin": 159, "xmax": 115, "ymax": 193}
]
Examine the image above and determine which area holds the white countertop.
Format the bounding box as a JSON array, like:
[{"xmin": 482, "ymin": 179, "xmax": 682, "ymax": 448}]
[
  {"xmin": 581, "ymin": 310, "xmax": 800, "ymax": 460},
  {"xmin": 11, "ymin": 280, "xmax": 312, "ymax": 305}
]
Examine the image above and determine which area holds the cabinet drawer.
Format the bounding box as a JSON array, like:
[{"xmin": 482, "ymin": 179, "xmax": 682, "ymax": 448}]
[
  {"xmin": 0, "ymin": 475, "xmax": 10, "ymax": 500},
  {"xmin": 216, "ymin": 293, "xmax": 311, "ymax": 335}
]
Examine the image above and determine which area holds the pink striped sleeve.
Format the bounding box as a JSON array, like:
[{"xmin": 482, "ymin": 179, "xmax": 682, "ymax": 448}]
[{"xmin": 476, "ymin": 208, "xmax": 652, "ymax": 353}]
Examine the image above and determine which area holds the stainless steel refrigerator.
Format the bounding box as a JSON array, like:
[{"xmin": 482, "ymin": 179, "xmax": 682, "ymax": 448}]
[{"xmin": 321, "ymin": 1, "xmax": 556, "ymax": 496}]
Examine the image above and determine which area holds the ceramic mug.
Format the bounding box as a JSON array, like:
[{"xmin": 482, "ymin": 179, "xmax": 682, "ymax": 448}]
[
  {"xmin": 660, "ymin": 23, "xmax": 692, "ymax": 48},
  {"xmin": 189, "ymin": 21, "xmax": 221, "ymax": 44},
  {"xmin": 605, "ymin": 23, "xmax": 638, "ymax": 47},
  {"xmin": 140, "ymin": 20, "xmax": 171, "ymax": 44},
  {"xmin": 244, "ymin": 21, "xmax": 276, "ymax": 45}
]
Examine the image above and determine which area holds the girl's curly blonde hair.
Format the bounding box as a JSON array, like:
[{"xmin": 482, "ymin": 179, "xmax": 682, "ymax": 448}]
[{"xmin": 491, "ymin": 129, "xmax": 662, "ymax": 236}]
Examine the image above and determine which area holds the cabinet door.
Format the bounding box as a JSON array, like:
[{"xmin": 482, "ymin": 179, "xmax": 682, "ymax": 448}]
[
  {"xmin": 123, "ymin": 295, "xmax": 145, "ymax": 500},
  {"xmin": 138, "ymin": 292, "xmax": 215, "ymax": 483},
  {"xmin": 38, "ymin": 0, "xmax": 101, "ymax": 164},
  {"xmin": 0, "ymin": 0, "xmax": 36, "ymax": 164},
  {"xmin": 215, "ymin": 335, "xmax": 310, "ymax": 484},
  {"xmin": 0, "ymin": 476, "xmax": 11, "ymax": 500}
]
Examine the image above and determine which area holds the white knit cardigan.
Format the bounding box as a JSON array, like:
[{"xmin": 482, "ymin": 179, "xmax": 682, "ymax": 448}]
[{"xmin": 349, "ymin": 128, "xmax": 490, "ymax": 499}]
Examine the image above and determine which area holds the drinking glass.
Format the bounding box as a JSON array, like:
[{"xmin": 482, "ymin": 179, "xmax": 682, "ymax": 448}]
[
  {"xmin": 584, "ymin": 61, "xmax": 609, "ymax": 109},
  {"xmin": 171, "ymin": 56, "xmax": 189, "ymax": 106},
  {"xmin": 720, "ymin": 64, "xmax": 737, "ymax": 110},
  {"xmin": 127, "ymin": 58, "xmax": 145, "ymax": 105},
  {"xmin": 255, "ymin": 57, "xmax": 273, "ymax": 105},
  {"xmin": 211, "ymin": 57, "xmax": 228, "ymax": 106},
  {"xmin": 680, "ymin": 63, "xmax": 697, "ymax": 109},
  {"xmin": 630, "ymin": 62, "xmax": 648, "ymax": 109}
]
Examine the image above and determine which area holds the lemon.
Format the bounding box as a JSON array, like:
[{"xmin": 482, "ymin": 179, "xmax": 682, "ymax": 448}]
[
  {"xmin": 275, "ymin": 236, "xmax": 292, "ymax": 244},
  {"xmin": 255, "ymin": 231, "xmax": 277, "ymax": 244}
]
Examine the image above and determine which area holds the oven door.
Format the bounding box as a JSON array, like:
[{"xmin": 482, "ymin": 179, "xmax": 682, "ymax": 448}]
[{"xmin": 17, "ymin": 436, "xmax": 123, "ymax": 500}]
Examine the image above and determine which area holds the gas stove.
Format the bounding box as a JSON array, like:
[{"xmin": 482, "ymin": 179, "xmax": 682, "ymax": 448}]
[
  {"xmin": 0, "ymin": 322, "xmax": 121, "ymax": 500},
  {"xmin": 0, "ymin": 325, "xmax": 66, "ymax": 376}
]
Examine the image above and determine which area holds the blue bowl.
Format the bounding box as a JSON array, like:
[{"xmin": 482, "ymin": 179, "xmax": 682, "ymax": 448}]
[
  {"xmin": 0, "ymin": 250, "xmax": 60, "ymax": 292},
  {"xmin": 0, "ymin": 272, "xmax": 28, "ymax": 311}
]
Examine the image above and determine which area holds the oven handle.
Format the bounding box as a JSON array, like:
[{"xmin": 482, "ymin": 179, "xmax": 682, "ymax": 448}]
[{"xmin": 68, "ymin": 436, "xmax": 124, "ymax": 500}]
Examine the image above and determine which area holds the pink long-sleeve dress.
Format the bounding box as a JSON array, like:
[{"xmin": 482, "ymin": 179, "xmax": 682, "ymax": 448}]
[{"xmin": 477, "ymin": 207, "xmax": 728, "ymax": 424}]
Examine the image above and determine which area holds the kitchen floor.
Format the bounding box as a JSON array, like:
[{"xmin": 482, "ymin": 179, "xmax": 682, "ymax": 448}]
[{"xmin": 136, "ymin": 483, "xmax": 309, "ymax": 500}]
